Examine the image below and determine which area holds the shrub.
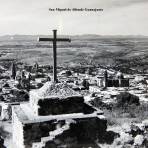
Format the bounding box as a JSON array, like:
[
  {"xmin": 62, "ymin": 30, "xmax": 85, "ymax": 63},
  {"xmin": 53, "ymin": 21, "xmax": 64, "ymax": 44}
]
[
  {"xmin": 82, "ymin": 79, "xmax": 89, "ymax": 90},
  {"xmin": 116, "ymin": 92, "xmax": 140, "ymax": 107}
]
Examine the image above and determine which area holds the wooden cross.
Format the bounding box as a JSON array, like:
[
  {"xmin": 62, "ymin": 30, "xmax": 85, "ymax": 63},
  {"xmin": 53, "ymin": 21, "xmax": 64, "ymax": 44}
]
[{"xmin": 38, "ymin": 30, "xmax": 71, "ymax": 82}]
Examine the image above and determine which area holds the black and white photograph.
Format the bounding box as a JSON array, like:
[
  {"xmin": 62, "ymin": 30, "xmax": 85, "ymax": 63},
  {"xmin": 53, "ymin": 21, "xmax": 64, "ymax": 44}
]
[{"xmin": 0, "ymin": 0, "xmax": 148, "ymax": 148}]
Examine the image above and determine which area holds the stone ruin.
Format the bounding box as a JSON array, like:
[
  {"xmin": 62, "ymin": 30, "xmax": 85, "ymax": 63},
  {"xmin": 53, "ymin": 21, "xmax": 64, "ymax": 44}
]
[
  {"xmin": 0, "ymin": 81, "xmax": 29, "ymax": 120},
  {"xmin": 12, "ymin": 82, "xmax": 108, "ymax": 148}
]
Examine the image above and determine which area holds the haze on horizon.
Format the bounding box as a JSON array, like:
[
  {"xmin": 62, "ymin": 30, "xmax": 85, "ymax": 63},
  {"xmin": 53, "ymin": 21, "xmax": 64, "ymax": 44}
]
[{"xmin": 0, "ymin": 0, "xmax": 148, "ymax": 36}]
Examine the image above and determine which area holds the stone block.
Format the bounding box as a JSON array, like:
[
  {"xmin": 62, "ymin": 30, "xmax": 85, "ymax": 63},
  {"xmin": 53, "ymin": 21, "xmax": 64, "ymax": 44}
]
[{"xmin": 37, "ymin": 96, "xmax": 85, "ymax": 116}]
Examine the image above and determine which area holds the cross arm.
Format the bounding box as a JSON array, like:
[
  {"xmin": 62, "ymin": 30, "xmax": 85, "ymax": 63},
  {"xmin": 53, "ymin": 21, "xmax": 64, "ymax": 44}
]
[
  {"xmin": 56, "ymin": 38, "xmax": 71, "ymax": 42},
  {"xmin": 38, "ymin": 37, "xmax": 71, "ymax": 42},
  {"xmin": 38, "ymin": 37, "xmax": 54, "ymax": 42}
]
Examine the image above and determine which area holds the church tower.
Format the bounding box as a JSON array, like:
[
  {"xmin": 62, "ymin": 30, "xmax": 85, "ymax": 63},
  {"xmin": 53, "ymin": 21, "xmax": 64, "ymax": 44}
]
[
  {"xmin": 104, "ymin": 70, "xmax": 108, "ymax": 88},
  {"xmin": 11, "ymin": 62, "xmax": 16, "ymax": 80}
]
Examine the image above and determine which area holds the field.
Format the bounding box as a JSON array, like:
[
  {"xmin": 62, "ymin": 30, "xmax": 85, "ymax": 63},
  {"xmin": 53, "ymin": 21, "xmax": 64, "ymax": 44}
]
[{"xmin": 0, "ymin": 35, "xmax": 148, "ymax": 73}]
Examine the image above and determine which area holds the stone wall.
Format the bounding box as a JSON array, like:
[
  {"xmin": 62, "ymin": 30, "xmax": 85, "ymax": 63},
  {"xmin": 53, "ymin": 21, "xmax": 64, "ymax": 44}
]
[
  {"xmin": 36, "ymin": 96, "xmax": 94, "ymax": 116},
  {"xmin": 44, "ymin": 117, "xmax": 107, "ymax": 148},
  {"xmin": 13, "ymin": 111, "xmax": 66, "ymax": 148},
  {"xmin": 71, "ymin": 117, "xmax": 107, "ymax": 141},
  {"xmin": 23, "ymin": 120, "xmax": 58, "ymax": 148},
  {"xmin": 12, "ymin": 108, "xmax": 25, "ymax": 148},
  {"xmin": 29, "ymin": 82, "xmax": 83, "ymax": 116},
  {"xmin": 13, "ymin": 109, "xmax": 107, "ymax": 148}
]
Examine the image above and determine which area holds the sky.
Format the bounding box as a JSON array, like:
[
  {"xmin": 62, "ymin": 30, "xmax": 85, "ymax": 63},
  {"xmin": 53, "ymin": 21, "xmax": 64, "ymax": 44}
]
[{"xmin": 0, "ymin": 0, "xmax": 148, "ymax": 35}]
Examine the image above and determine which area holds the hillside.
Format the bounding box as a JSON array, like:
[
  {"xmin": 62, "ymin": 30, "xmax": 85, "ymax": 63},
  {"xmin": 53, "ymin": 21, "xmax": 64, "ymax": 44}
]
[{"xmin": 0, "ymin": 35, "xmax": 148, "ymax": 73}]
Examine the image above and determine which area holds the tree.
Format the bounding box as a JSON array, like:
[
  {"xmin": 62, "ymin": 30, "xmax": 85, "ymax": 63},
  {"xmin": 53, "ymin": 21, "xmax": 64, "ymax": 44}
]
[
  {"xmin": 11, "ymin": 62, "xmax": 16, "ymax": 79},
  {"xmin": 116, "ymin": 92, "xmax": 140, "ymax": 107},
  {"xmin": 82, "ymin": 79, "xmax": 89, "ymax": 90}
]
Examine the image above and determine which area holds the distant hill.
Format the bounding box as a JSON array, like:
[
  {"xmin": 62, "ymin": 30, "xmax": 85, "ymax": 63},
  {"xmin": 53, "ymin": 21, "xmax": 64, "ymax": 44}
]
[
  {"xmin": 0, "ymin": 34, "xmax": 148, "ymax": 74},
  {"xmin": 0, "ymin": 34, "xmax": 148, "ymax": 41}
]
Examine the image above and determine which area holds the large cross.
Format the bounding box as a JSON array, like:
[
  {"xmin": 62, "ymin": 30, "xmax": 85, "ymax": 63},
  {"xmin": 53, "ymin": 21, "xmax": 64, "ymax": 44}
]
[{"xmin": 38, "ymin": 30, "xmax": 71, "ymax": 82}]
